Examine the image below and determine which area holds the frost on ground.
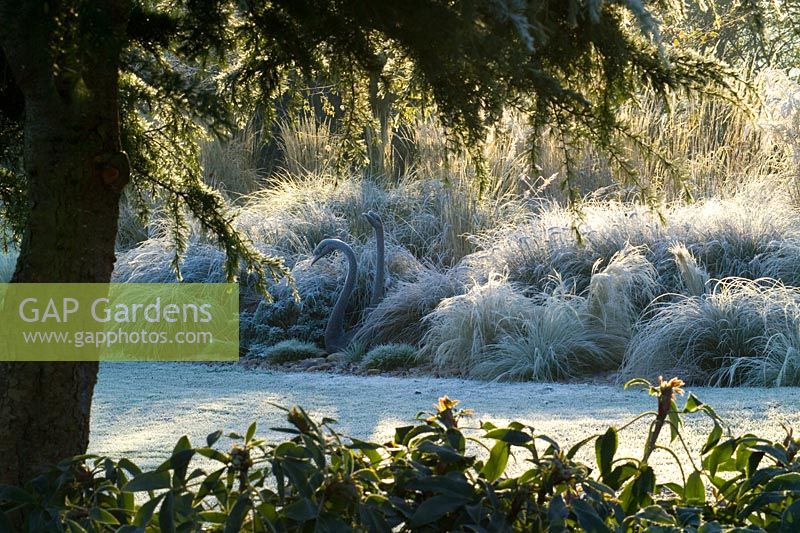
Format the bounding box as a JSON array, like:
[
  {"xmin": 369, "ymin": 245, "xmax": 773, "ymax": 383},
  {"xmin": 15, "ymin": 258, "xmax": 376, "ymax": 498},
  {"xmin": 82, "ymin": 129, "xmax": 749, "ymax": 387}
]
[{"xmin": 91, "ymin": 363, "xmax": 800, "ymax": 483}]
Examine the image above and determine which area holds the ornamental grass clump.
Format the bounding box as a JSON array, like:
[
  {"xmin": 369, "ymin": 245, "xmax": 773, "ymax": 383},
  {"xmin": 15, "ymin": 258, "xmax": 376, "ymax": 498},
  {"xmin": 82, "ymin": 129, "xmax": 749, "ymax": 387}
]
[
  {"xmin": 461, "ymin": 192, "xmax": 800, "ymax": 300},
  {"xmin": 470, "ymin": 290, "xmax": 613, "ymax": 381},
  {"xmin": 422, "ymin": 275, "xmax": 612, "ymax": 380},
  {"xmin": 353, "ymin": 268, "xmax": 465, "ymax": 348},
  {"xmin": 622, "ymin": 278, "xmax": 800, "ymax": 386},
  {"xmin": 755, "ymin": 238, "xmax": 800, "ymax": 287},
  {"xmin": 667, "ymin": 197, "xmax": 800, "ymax": 282},
  {"xmin": 420, "ymin": 274, "xmax": 538, "ymax": 376},
  {"xmin": 359, "ymin": 343, "xmax": 420, "ymax": 371},
  {"xmin": 586, "ymin": 244, "xmax": 658, "ymax": 358},
  {"xmin": 251, "ymin": 339, "xmax": 325, "ymax": 364}
]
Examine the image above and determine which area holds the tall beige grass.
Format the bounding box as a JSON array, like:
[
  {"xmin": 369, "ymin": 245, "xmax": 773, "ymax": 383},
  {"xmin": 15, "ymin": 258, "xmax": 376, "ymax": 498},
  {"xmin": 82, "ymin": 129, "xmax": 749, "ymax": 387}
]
[
  {"xmin": 531, "ymin": 70, "xmax": 799, "ymax": 202},
  {"xmin": 277, "ymin": 116, "xmax": 345, "ymax": 180},
  {"xmin": 201, "ymin": 124, "xmax": 263, "ymax": 199}
]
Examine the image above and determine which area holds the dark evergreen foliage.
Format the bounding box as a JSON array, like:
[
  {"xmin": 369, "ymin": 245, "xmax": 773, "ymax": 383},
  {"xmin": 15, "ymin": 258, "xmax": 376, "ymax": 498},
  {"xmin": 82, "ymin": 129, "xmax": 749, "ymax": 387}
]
[{"xmin": 0, "ymin": 0, "xmax": 754, "ymax": 290}]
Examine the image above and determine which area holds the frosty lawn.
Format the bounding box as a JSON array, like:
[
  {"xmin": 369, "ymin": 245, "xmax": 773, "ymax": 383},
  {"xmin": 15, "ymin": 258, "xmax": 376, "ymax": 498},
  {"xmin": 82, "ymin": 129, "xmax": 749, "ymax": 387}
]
[{"xmin": 90, "ymin": 362, "xmax": 800, "ymax": 483}]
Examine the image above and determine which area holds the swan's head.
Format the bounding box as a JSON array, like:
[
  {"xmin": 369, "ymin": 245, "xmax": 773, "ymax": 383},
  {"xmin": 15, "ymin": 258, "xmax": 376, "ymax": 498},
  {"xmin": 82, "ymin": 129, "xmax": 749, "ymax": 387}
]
[
  {"xmin": 310, "ymin": 238, "xmax": 342, "ymax": 266},
  {"xmin": 363, "ymin": 210, "xmax": 383, "ymax": 230}
]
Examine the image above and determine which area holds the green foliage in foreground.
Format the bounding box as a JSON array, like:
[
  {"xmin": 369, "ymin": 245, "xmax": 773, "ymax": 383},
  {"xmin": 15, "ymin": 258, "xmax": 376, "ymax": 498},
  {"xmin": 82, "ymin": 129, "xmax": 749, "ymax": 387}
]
[{"xmin": 2, "ymin": 378, "xmax": 800, "ymax": 532}]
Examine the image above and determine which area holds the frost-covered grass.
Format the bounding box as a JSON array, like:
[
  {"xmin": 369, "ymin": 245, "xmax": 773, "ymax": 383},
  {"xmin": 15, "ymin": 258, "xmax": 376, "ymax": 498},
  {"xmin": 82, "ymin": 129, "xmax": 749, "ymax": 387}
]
[
  {"xmin": 419, "ymin": 275, "xmax": 617, "ymax": 380},
  {"xmin": 466, "ymin": 195, "xmax": 800, "ymax": 297},
  {"xmin": 421, "ymin": 275, "xmax": 536, "ymax": 377},
  {"xmin": 470, "ymin": 291, "xmax": 615, "ymax": 381},
  {"xmin": 234, "ymin": 175, "xmax": 531, "ymax": 267},
  {"xmin": 90, "ymin": 362, "xmax": 800, "ymax": 480},
  {"xmin": 352, "ymin": 268, "xmax": 465, "ymax": 347},
  {"xmin": 359, "ymin": 343, "xmax": 420, "ymax": 371},
  {"xmin": 621, "ymin": 279, "xmax": 800, "ymax": 386},
  {"xmin": 755, "ymin": 239, "xmax": 800, "ymax": 287},
  {"xmin": 251, "ymin": 339, "xmax": 325, "ymax": 364},
  {"xmin": 112, "ymin": 187, "xmax": 800, "ymax": 384},
  {"xmin": 586, "ymin": 244, "xmax": 658, "ymax": 353},
  {"xmin": 109, "ymin": 72, "xmax": 800, "ymax": 385}
]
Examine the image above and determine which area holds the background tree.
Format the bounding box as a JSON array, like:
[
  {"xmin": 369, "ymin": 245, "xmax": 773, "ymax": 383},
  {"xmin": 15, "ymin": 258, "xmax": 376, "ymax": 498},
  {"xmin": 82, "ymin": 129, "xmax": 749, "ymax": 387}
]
[
  {"xmin": 658, "ymin": 0, "xmax": 800, "ymax": 72},
  {"xmin": 0, "ymin": 0, "xmax": 740, "ymax": 485}
]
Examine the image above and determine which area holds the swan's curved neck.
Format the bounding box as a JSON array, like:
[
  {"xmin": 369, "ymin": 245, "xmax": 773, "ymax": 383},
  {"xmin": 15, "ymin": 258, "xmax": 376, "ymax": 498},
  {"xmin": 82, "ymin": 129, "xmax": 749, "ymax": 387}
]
[
  {"xmin": 370, "ymin": 222, "xmax": 385, "ymax": 307},
  {"xmin": 325, "ymin": 241, "xmax": 357, "ymax": 350}
]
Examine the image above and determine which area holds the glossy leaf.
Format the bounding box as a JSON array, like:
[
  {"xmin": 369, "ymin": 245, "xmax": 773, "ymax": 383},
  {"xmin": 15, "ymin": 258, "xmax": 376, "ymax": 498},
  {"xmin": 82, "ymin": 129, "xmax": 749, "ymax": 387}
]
[{"xmin": 482, "ymin": 441, "xmax": 509, "ymax": 482}]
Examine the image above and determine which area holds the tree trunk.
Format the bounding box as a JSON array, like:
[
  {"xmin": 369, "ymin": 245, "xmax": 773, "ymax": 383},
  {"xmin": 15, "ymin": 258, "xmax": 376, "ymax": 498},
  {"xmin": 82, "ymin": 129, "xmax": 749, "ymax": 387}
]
[
  {"xmin": 0, "ymin": 111, "xmax": 129, "ymax": 485},
  {"xmin": 0, "ymin": 0, "xmax": 130, "ymax": 486}
]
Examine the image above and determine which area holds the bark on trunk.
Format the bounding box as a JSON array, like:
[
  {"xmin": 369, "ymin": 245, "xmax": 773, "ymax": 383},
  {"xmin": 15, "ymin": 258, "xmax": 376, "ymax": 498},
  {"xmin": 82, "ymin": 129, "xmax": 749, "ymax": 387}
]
[
  {"xmin": 0, "ymin": 0, "xmax": 130, "ymax": 486},
  {"xmin": 0, "ymin": 112, "xmax": 129, "ymax": 484}
]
